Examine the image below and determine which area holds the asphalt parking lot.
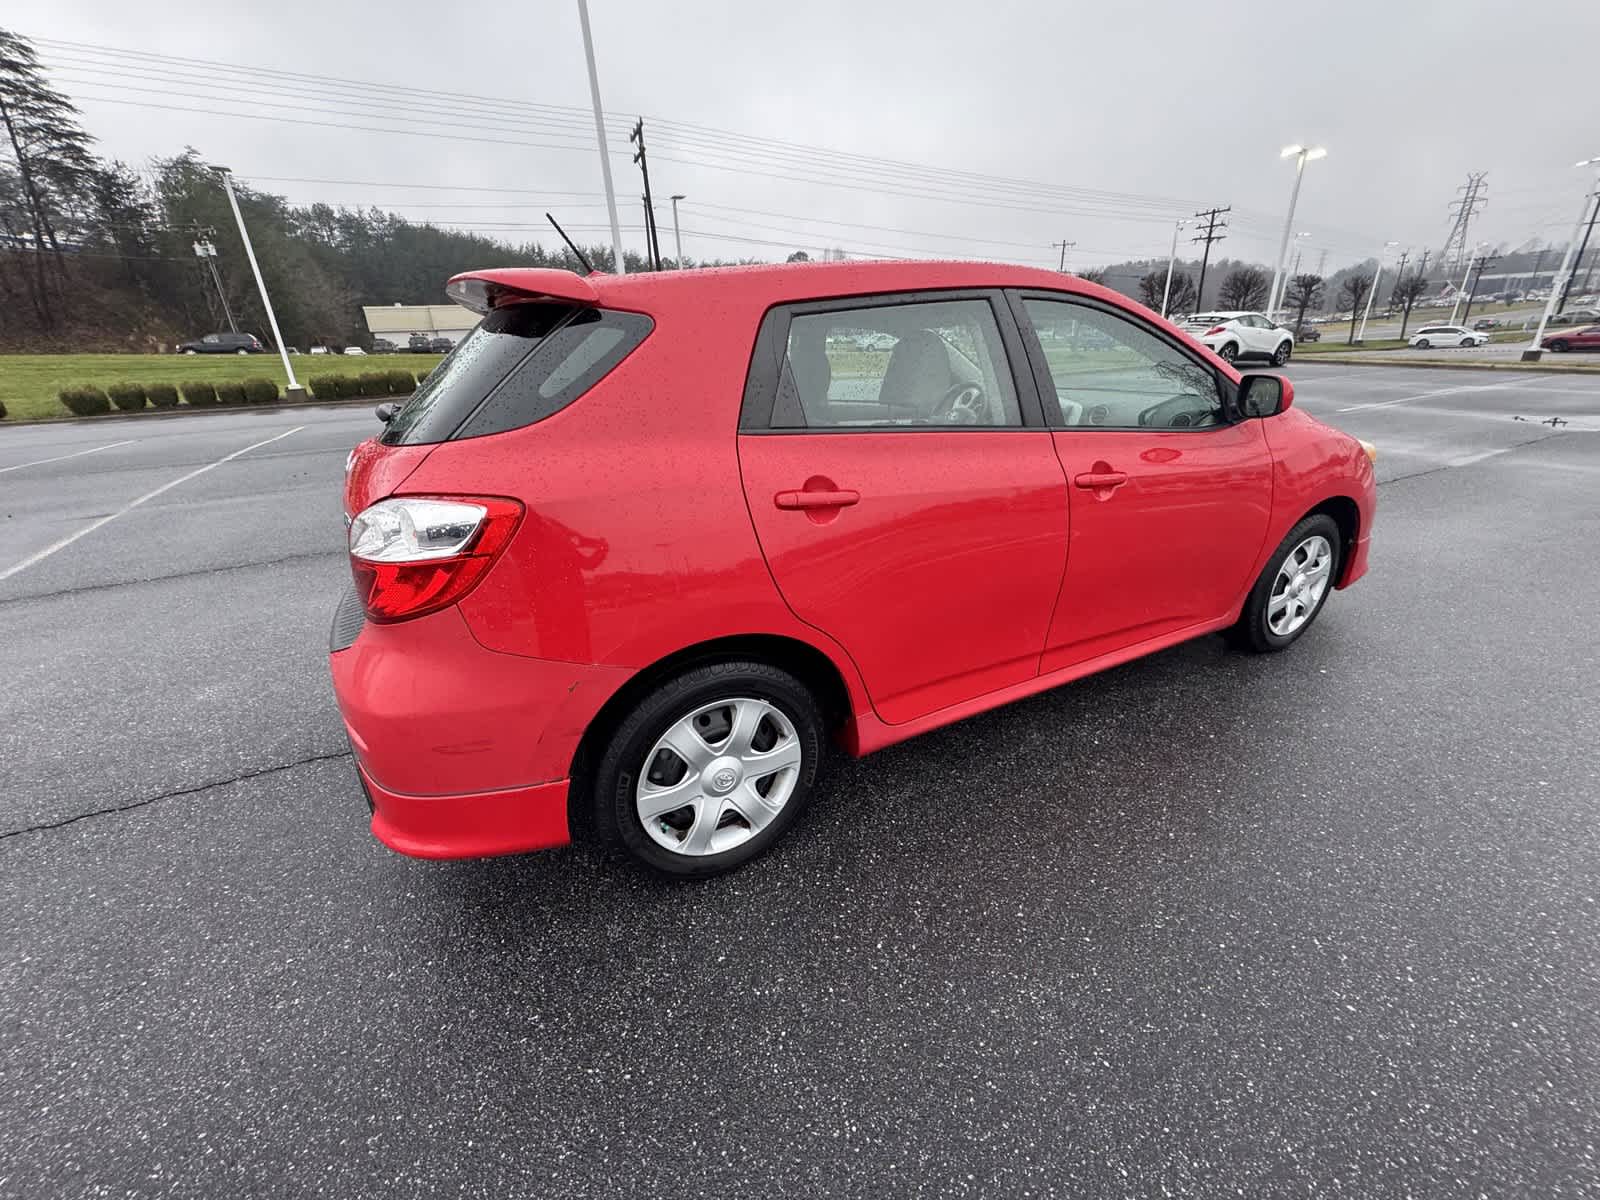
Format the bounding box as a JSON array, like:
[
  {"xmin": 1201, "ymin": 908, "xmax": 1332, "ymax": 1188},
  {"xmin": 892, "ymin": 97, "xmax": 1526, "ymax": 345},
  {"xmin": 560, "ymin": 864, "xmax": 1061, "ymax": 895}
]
[{"xmin": 3, "ymin": 362, "xmax": 1599, "ymax": 1197}]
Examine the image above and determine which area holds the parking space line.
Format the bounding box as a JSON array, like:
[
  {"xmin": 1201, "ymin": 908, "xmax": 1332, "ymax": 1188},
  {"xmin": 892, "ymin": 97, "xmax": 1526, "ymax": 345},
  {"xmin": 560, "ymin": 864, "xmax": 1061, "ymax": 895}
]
[
  {"xmin": 0, "ymin": 440, "xmax": 137, "ymax": 475},
  {"xmin": 1335, "ymin": 378, "xmax": 1546, "ymax": 414},
  {"xmin": 0, "ymin": 426, "xmax": 305, "ymax": 584}
]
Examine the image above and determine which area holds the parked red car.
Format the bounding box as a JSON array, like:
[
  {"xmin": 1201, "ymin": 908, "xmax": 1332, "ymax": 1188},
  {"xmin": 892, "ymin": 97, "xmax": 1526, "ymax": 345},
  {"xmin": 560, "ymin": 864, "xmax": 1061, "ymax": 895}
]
[
  {"xmin": 1541, "ymin": 324, "xmax": 1600, "ymax": 352},
  {"xmin": 330, "ymin": 261, "xmax": 1376, "ymax": 875}
]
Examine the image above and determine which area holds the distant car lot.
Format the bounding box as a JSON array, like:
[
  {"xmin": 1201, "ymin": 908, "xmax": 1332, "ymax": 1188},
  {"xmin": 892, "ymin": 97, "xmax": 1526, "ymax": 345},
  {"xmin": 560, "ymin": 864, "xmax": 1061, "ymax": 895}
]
[{"xmin": 3, "ymin": 362, "xmax": 1599, "ymax": 1195}]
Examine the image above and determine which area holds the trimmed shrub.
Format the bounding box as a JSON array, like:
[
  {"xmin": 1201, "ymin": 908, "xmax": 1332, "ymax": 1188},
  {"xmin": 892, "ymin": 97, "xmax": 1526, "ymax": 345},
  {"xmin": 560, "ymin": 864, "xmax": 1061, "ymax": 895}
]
[
  {"xmin": 357, "ymin": 371, "xmax": 390, "ymax": 397},
  {"xmin": 181, "ymin": 381, "xmax": 218, "ymax": 407},
  {"xmin": 385, "ymin": 369, "xmax": 417, "ymax": 396},
  {"xmin": 147, "ymin": 383, "xmax": 180, "ymax": 409},
  {"xmin": 107, "ymin": 382, "xmax": 148, "ymax": 413},
  {"xmin": 214, "ymin": 382, "xmax": 247, "ymax": 406},
  {"xmin": 307, "ymin": 374, "xmax": 341, "ymax": 401},
  {"xmin": 242, "ymin": 377, "xmax": 279, "ymax": 404},
  {"xmin": 334, "ymin": 374, "xmax": 363, "ymax": 400},
  {"xmin": 60, "ymin": 386, "xmax": 112, "ymax": 416}
]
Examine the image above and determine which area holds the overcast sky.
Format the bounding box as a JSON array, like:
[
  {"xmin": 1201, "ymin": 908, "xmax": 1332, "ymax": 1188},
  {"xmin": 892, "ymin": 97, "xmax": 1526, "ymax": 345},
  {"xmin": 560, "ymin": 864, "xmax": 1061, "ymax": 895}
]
[{"xmin": 10, "ymin": 0, "xmax": 1600, "ymax": 276}]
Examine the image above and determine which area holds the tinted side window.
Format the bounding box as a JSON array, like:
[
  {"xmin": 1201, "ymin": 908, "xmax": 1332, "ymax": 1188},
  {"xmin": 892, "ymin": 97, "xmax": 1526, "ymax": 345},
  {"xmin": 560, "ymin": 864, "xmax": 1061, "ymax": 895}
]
[
  {"xmin": 381, "ymin": 305, "xmax": 652, "ymax": 445},
  {"xmin": 772, "ymin": 297, "xmax": 1020, "ymax": 428},
  {"xmin": 1023, "ymin": 298, "xmax": 1224, "ymax": 430}
]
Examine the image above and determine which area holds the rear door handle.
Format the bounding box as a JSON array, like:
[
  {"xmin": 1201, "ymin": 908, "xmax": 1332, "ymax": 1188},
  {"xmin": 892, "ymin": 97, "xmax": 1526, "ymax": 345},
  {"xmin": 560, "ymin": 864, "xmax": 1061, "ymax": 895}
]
[
  {"xmin": 775, "ymin": 489, "xmax": 860, "ymax": 510},
  {"xmin": 1073, "ymin": 471, "xmax": 1128, "ymax": 490}
]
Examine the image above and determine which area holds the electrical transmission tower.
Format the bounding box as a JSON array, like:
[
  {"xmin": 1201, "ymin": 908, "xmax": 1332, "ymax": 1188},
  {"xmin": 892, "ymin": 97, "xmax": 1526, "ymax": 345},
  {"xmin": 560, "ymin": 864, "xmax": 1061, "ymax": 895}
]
[
  {"xmin": 1191, "ymin": 206, "xmax": 1230, "ymax": 310},
  {"xmin": 1440, "ymin": 172, "xmax": 1488, "ymax": 277}
]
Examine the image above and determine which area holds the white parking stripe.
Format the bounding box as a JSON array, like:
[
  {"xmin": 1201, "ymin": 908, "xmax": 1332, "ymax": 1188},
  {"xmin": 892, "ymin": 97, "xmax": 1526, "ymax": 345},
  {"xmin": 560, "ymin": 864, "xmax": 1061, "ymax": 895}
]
[
  {"xmin": 1335, "ymin": 377, "xmax": 1548, "ymax": 414},
  {"xmin": 0, "ymin": 439, "xmax": 136, "ymax": 474},
  {"xmin": 0, "ymin": 426, "xmax": 304, "ymax": 584}
]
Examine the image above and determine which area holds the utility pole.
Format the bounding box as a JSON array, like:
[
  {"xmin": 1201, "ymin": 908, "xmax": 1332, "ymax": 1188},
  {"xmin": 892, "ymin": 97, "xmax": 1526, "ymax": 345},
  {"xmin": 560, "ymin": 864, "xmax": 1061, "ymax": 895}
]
[
  {"xmin": 217, "ymin": 168, "xmax": 302, "ymax": 399},
  {"xmin": 669, "ymin": 193, "xmax": 685, "ymax": 269},
  {"xmin": 192, "ymin": 235, "xmax": 236, "ymax": 332},
  {"xmin": 1053, "ymin": 240, "xmax": 1076, "ymax": 272},
  {"xmin": 1441, "ymin": 172, "xmax": 1488, "ymax": 278},
  {"xmin": 630, "ymin": 118, "xmax": 662, "ymax": 270},
  {"xmin": 1460, "ymin": 252, "xmax": 1498, "ymax": 324},
  {"xmin": 1386, "ymin": 250, "xmax": 1409, "ymax": 313},
  {"xmin": 1190, "ymin": 206, "xmax": 1229, "ymax": 311},
  {"xmin": 1315, "ymin": 248, "xmax": 1328, "ymax": 278},
  {"xmin": 1524, "ymin": 245, "xmax": 1547, "ymax": 296},
  {"xmin": 1556, "ymin": 190, "xmax": 1599, "ymax": 313},
  {"xmin": 576, "ymin": 0, "xmax": 625, "ymax": 274},
  {"xmin": 1160, "ymin": 219, "xmax": 1187, "ymax": 317}
]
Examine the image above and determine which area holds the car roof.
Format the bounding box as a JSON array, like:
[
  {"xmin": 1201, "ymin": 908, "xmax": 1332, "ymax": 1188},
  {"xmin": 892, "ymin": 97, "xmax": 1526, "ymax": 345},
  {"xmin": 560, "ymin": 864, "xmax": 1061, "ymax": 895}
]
[{"xmin": 445, "ymin": 260, "xmax": 1136, "ymax": 317}]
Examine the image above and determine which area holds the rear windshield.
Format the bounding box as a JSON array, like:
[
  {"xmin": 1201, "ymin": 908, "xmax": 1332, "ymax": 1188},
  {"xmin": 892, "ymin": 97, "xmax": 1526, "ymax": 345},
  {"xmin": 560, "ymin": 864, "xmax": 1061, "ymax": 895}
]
[
  {"xmin": 1184, "ymin": 314, "xmax": 1225, "ymax": 325},
  {"xmin": 380, "ymin": 303, "xmax": 653, "ymax": 445}
]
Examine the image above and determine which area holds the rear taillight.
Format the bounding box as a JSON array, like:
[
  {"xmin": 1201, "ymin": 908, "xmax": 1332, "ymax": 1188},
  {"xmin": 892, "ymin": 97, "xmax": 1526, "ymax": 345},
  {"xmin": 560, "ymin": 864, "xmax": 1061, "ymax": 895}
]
[
  {"xmin": 1203, "ymin": 325, "xmax": 1227, "ymax": 336},
  {"xmin": 348, "ymin": 495, "xmax": 523, "ymax": 623}
]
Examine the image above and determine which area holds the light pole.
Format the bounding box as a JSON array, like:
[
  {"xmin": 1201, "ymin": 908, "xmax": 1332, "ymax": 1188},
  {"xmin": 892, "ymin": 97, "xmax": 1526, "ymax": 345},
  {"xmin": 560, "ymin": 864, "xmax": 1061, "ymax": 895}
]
[
  {"xmin": 1160, "ymin": 219, "xmax": 1187, "ymax": 317},
  {"xmin": 1356, "ymin": 240, "xmax": 1400, "ymax": 343},
  {"xmin": 1268, "ymin": 144, "xmax": 1327, "ymax": 320},
  {"xmin": 1524, "ymin": 156, "xmax": 1600, "ymax": 361},
  {"xmin": 669, "ymin": 193, "xmax": 685, "ymax": 270},
  {"xmin": 217, "ymin": 168, "xmax": 302, "ymax": 399},
  {"xmin": 576, "ymin": 0, "xmax": 625, "ymax": 275},
  {"xmin": 192, "ymin": 238, "xmax": 236, "ymax": 332}
]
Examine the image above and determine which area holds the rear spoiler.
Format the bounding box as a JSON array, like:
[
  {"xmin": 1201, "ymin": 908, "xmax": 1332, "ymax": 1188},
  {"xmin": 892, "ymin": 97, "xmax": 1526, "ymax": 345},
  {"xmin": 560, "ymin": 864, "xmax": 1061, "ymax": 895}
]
[{"xmin": 445, "ymin": 268, "xmax": 600, "ymax": 315}]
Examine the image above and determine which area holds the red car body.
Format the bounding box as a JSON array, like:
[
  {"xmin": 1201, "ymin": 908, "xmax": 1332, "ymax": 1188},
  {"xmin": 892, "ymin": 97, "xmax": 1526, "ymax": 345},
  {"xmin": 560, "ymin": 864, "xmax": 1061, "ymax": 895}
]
[
  {"xmin": 1542, "ymin": 324, "xmax": 1600, "ymax": 352},
  {"xmin": 330, "ymin": 261, "xmax": 1375, "ymax": 862}
]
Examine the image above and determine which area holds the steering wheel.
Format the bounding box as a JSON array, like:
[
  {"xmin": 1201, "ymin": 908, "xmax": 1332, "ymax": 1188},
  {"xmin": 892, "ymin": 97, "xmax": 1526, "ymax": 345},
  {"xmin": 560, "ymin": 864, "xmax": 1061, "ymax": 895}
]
[
  {"xmin": 939, "ymin": 381, "xmax": 987, "ymax": 425},
  {"xmin": 1137, "ymin": 392, "xmax": 1213, "ymax": 428}
]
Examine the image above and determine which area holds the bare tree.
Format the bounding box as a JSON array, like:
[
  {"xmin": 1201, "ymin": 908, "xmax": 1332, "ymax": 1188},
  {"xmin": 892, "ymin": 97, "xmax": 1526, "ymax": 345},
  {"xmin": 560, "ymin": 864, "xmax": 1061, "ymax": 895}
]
[
  {"xmin": 1283, "ymin": 273, "xmax": 1324, "ymax": 335},
  {"xmin": 1218, "ymin": 266, "xmax": 1270, "ymax": 311},
  {"xmin": 1138, "ymin": 269, "xmax": 1194, "ymax": 315},
  {"xmin": 1077, "ymin": 266, "xmax": 1110, "ymax": 285},
  {"xmin": 1340, "ymin": 272, "xmax": 1375, "ymax": 344},
  {"xmin": 1391, "ymin": 273, "xmax": 1430, "ymax": 339}
]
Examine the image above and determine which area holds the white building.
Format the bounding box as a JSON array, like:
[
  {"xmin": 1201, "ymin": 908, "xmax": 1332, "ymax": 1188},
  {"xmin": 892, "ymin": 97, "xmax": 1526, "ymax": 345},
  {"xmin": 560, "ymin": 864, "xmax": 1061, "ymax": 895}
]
[{"xmin": 361, "ymin": 302, "xmax": 479, "ymax": 348}]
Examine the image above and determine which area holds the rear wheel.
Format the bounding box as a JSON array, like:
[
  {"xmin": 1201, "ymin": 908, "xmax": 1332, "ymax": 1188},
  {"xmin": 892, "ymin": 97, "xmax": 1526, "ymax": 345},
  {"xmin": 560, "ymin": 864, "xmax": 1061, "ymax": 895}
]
[
  {"xmin": 1415, "ymin": 338, "xmax": 1431, "ymax": 349},
  {"xmin": 594, "ymin": 661, "xmax": 824, "ymax": 876},
  {"xmin": 1272, "ymin": 339, "xmax": 1292, "ymax": 366},
  {"xmin": 1230, "ymin": 514, "xmax": 1342, "ymax": 654},
  {"xmin": 1217, "ymin": 342, "xmax": 1238, "ymax": 363},
  {"xmin": 236, "ymin": 348, "xmax": 248, "ymax": 355}
]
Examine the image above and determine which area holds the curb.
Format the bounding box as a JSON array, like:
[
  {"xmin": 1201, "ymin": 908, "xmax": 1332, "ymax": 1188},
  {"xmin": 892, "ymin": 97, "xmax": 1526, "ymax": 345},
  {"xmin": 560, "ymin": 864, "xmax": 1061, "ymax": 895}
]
[
  {"xmin": 0, "ymin": 393, "xmax": 405, "ymax": 430},
  {"xmin": 1295, "ymin": 354, "xmax": 1600, "ymax": 374}
]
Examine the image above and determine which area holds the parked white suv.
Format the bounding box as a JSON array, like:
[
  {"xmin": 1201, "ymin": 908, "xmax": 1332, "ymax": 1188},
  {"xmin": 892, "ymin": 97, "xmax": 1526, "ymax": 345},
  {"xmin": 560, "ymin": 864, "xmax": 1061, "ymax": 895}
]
[
  {"xmin": 1409, "ymin": 325, "xmax": 1489, "ymax": 349},
  {"xmin": 1179, "ymin": 311, "xmax": 1294, "ymax": 365}
]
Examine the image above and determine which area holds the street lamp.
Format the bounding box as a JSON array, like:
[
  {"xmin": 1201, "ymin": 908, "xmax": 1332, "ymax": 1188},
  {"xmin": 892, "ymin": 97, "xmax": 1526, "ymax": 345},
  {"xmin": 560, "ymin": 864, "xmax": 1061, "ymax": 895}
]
[
  {"xmin": 217, "ymin": 168, "xmax": 303, "ymax": 399},
  {"xmin": 576, "ymin": 0, "xmax": 625, "ymax": 274},
  {"xmin": 1523, "ymin": 156, "xmax": 1600, "ymax": 361},
  {"xmin": 1356, "ymin": 240, "xmax": 1400, "ymax": 343},
  {"xmin": 1160, "ymin": 218, "xmax": 1188, "ymax": 317},
  {"xmin": 1268, "ymin": 144, "xmax": 1327, "ymax": 319},
  {"xmin": 669, "ymin": 194, "xmax": 685, "ymax": 270}
]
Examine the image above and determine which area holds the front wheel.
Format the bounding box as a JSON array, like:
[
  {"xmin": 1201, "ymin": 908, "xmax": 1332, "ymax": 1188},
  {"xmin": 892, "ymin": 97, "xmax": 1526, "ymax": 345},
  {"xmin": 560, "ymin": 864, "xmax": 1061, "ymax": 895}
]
[
  {"xmin": 1272, "ymin": 339, "xmax": 1292, "ymax": 366},
  {"xmin": 1549, "ymin": 340, "xmax": 1569, "ymax": 353},
  {"xmin": 1230, "ymin": 514, "xmax": 1342, "ymax": 654},
  {"xmin": 182, "ymin": 349, "xmax": 197, "ymax": 355},
  {"xmin": 1217, "ymin": 342, "xmax": 1238, "ymax": 363},
  {"xmin": 1459, "ymin": 338, "xmax": 1474, "ymax": 348},
  {"xmin": 594, "ymin": 661, "xmax": 825, "ymax": 876},
  {"xmin": 236, "ymin": 348, "xmax": 248, "ymax": 355}
]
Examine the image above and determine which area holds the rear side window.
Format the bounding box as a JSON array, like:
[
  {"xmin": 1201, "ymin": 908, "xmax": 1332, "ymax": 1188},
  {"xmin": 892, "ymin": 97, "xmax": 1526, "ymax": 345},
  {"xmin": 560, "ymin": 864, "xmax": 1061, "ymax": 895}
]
[{"xmin": 380, "ymin": 304, "xmax": 652, "ymax": 445}]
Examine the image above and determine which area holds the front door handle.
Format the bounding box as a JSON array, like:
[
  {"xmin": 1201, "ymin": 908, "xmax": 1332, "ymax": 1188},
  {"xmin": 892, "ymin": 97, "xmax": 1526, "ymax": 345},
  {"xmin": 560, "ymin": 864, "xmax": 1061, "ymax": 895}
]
[
  {"xmin": 1073, "ymin": 471, "xmax": 1128, "ymax": 490},
  {"xmin": 775, "ymin": 488, "xmax": 860, "ymax": 510}
]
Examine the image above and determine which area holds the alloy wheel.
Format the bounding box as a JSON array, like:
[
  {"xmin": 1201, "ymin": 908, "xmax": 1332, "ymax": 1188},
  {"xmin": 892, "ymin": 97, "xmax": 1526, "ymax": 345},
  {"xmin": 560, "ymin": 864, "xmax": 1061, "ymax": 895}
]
[
  {"xmin": 635, "ymin": 697, "xmax": 804, "ymax": 857},
  {"xmin": 1267, "ymin": 534, "xmax": 1333, "ymax": 638}
]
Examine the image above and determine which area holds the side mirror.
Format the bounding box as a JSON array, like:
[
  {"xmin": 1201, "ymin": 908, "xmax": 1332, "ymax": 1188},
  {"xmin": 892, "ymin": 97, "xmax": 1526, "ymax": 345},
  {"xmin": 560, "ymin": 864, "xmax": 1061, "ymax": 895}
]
[
  {"xmin": 1238, "ymin": 373, "xmax": 1294, "ymax": 418},
  {"xmin": 375, "ymin": 402, "xmax": 399, "ymax": 424}
]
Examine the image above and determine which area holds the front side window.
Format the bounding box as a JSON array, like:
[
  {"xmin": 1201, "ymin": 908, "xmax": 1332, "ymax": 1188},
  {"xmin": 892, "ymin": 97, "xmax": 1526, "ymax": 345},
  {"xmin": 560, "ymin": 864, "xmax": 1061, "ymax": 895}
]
[
  {"xmin": 1023, "ymin": 298, "xmax": 1224, "ymax": 430},
  {"xmin": 772, "ymin": 297, "xmax": 1020, "ymax": 428}
]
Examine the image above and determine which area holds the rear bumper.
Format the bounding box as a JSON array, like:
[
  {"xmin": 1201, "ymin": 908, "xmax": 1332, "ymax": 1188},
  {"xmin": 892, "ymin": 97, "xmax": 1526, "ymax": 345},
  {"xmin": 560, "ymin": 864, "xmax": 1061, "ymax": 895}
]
[{"xmin": 359, "ymin": 765, "xmax": 571, "ymax": 859}]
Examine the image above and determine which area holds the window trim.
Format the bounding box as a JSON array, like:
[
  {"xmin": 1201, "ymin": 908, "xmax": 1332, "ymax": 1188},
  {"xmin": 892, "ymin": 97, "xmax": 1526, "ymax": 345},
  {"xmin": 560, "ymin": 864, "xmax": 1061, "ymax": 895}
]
[
  {"xmin": 737, "ymin": 287, "xmax": 1049, "ymax": 433},
  {"xmin": 1005, "ymin": 289, "xmax": 1241, "ymax": 431}
]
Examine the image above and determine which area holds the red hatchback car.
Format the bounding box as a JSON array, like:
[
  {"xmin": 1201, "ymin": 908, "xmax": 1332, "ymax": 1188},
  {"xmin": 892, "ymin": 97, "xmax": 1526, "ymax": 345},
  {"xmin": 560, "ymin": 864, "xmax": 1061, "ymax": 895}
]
[
  {"xmin": 330, "ymin": 261, "xmax": 1376, "ymax": 875},
  {"xmin": 1542, "ymin": 324, "xmax": 1600, "ymax": 352}
]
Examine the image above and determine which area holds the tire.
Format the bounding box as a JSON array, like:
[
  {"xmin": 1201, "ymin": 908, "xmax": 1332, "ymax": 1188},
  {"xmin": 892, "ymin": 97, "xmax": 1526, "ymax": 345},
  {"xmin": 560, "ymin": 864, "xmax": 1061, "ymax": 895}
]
[
  {"xmin": 1459, "ymin": 338, "xmax": 1473, "ymax": 348},
  {"xmin": 1229, "ymin": 514, "xmax": 1342, "ymax": 654},
  {"xmin": 1549, "ymin": 340, "xmax": 1569, "ymax": 353},
  {"xmin": 593, "ymin": 660, "xmax": 825, "ymax": 877},
  {"xmin": 1415, "ymin": 339, "xmax": 1430, "ymax": 350},
  {"xmin": 1272, "ymin": 339, "xmax": 1292, "ymax": 366},
  {"xmin": 236, "ymin": 348, "xmax": 248, "ymax": 355},
  {"xmin": 183, "ymin": 349, "xmax": 197, "ymax": 355},
  {"xmin": 1217, "ymin": 342, "xmax": 1238, "ymax": 363}
]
